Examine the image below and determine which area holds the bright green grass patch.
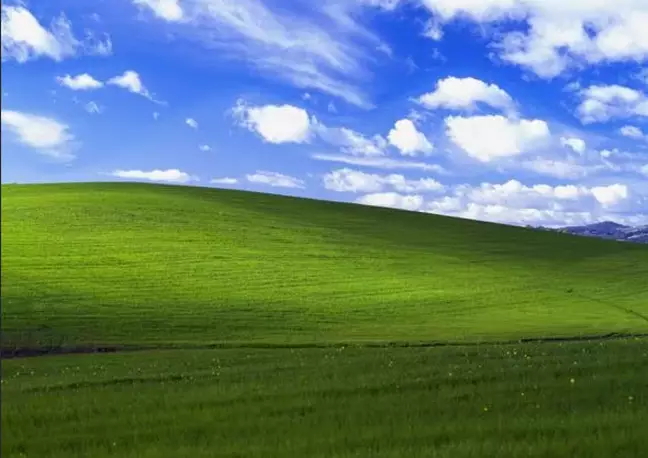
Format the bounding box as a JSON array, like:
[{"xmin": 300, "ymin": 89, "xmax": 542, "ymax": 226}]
[
  {"xmin": 2, "ymin": 182, "xmax": 648, "ymax": 351},
  {"xmin": 3, "ymin": 338, "xmax": 647, "ymax": 458}
]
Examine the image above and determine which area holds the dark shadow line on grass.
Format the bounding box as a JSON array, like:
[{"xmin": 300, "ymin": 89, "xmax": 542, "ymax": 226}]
[
  {"xmin": 571, "ymin": 292, "xmax": 648, "ymax": 325},
  {"xmin": 3, "ymin": 332, "xmax": 648, "ymax": 360}
]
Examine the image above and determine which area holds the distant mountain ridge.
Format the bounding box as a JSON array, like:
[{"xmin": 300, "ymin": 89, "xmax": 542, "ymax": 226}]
[{"xmin": 538, "ymin": 222, "xmax": 648, "ymax": 244}]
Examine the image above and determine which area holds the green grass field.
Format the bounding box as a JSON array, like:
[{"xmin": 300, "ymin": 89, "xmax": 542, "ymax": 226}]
[
  {"xmin": 2, "ymin": 182, "xmax": 648, "ymax": 457},
  {"xmin": 4, "ymin": 339, "xmax": 648, "ymax": 458}
]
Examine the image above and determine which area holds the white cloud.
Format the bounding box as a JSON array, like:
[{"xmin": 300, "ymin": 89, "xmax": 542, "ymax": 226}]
[
  {"xmin": 619, "ymin": 125, "xmax": 645, "ymax": 139},
  {"xmin": 139, "ymin": 0, "xmax": 395, "ymax": 107},
  {"xmin": 354, "ymin": 178, "xmax": 636, "ymax": 226},
  {"xmin": 210, "ymin": 177, "xmax": 238, "ymax": 184},
  {"xmin": 312, "ymin": 154, "xmax": 447, "ymax": 173},
  {"xmin": 375, "ymin": 42, "xmax": 392, "ymax": 56},
  {"xmin": 234, "ymin": 100, "xmax": 393, "ymax": 157},
  {"xmin": 133, "ymin": 0, "xmax": 184, "ymax": 21},
  {"xmin": 56, "ymin": 73, "xmax": 104, "ymax": 90},
  {"xmin": 357, "ymin": 192, "xmax": 425, "ymax": 211},
  {"xmin": 361, "ymin": 0, "xmax": 403, "ymax": 11},
  {"xmin": 107, "ymin": 70, "xmax": 158, "ymax": 102},
  {"xmin": 445, "ymin": 114, "xmax": 551, "ymax": 162},
  {"xmin": 519, "ymin": 158, "xmax": 597, "ymax": 179},
  {"xmin": 461, "ymin": 180, "xmax": 602, "ymax": 206},
  {"xmin": 416, "ymin": 76, "xmax": 515, "ymax": 113},
  {"xmin": 387, "ymin": 119, "xmax": 434, "ymax": 156},
  {"xmin": 314, "ymin": 123, "xmax": 387, "ymax": 157},
  {"xmin": 420, "ymin": 0, "xmax": 522, "ymax": 22},
  {"xmin": 84, "ymin": 101, "xmax": 103, "ymax": 114},
  {"xmin": 153, "ymin": 112, "xmax": 160, "ymax": 120},
  {"xmin": 419, "ymin": 1, "xmax": 648, "ymax": 78},
  {"xmin": 1, "ymin": 5, "xmax": 111, "ymax": 63},
  {"xmin": 323, "ymin": 168, "xmax": 444, "ymax": 193},
  {"xmin": 422, "ymin": 19, "xmax": 443, "ymax": 40},
  {"xmin": 590, "ymin": 184, "xmax": 629, "ymax": 207},
  {"xmin": 84, "ymin": 32, "xmax": 113, "ymax": 56},
  {"xmin": 1, "ymin": 6, "xmax": 78, "ymax": 62},
  {"xmin": 1, "ymin": 110, "xmax": 75, "ymax": 160},
  {"xmin": 324, "ymin": 168, "xmax": 383, "ymax": 193},
  {"xmin": 560, "ymin": 136, "xmax": 586, "ymax": 154},
  {"xmin": 111, "ymin": 169, "xmax": 194, "ymax": 183},
  {"xmin": 199, "ymin": 144, "xmax": 211, "ymax": 151},
  {"xmin": 246, "ymin": 171, "xmax": 305, "ymax": 188},
  {"xmin": 594, "ymin": 148, "xmax": 648, "ymax": 177},
  {"xmin": 234, "ymin": 101, "xmax": 311, "ymax": 144},
  {"xmin": 186, "ymin": 118, "xmax": 198, "ymax": 129},
  {"xmin": 577, "ymin": 84, "xmax": 648, "ymax": 123}
]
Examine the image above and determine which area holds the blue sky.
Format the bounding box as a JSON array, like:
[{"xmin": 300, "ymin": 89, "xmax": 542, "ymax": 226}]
[{"xmin": 2, "ymin": 0, "xmax": 648, "ymax": 227}]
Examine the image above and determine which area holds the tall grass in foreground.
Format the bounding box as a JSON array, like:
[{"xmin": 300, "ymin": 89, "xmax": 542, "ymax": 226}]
[{"xmin": 3, "ymin": 338, "xmax": 647, "ymax": 458}]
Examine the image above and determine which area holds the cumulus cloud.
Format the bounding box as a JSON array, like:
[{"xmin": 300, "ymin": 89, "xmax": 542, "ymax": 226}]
[
  {"xmin": 186, "ymin": 118, "xmax": 198, "ymax": 129},
  {"xmin": 234, "ymin": 101, "xmax": 312, "ymax": 144},
  {"xmin": 314, "ymin": 123, "xmax": 387, "ymax": 156},
  {"xmin": 461, "ymin": 180, "xmax": 629, "ymax": 209},
  {"xmin": 210, "ymin": 177, "xmax": 238, "ymax": 184},
  {"xmin": 577, "ymin": 84, "xmax": 648, "ymax": 123},
  {"xmin": 107, "ymin": 70, "xmax": 158, "ymax": 102},
  {"xmin": 560, "ymin": 136, "xmax": 586, "ymax": 154},
  {"xmin": 1, "ymin": 110, "xmax": 75, "ymax": 160},
  {"xmin": 246, "ymin": 171, "xmax": 305, "ymax": 188},
  {"xmin": 445, "ymin": 114, "xmax": 551, "ymax": 162},
  {"xmin": 1, "ymin": 5, "xmax": 111, "ymax": 62},
  {"xmin": 133, "ymin": 0, "xmax": 184, "ymax": 21},
  {"xmin": 355, "ymin": 178, "xmax": 637, "ymax": 226},
  {"xmin": 590, "ymin": 184, "xmax": 629, "ymax": 207},
  {"xmin": 416, "ymin": 76, "xmax": 515, "ymax": 113},
  {"xmin": 357, "ymin": 192, "xmax": 425, "ymax": 211},
  {"xmin": 418, "ymin": 1, "xmax": 648, "ymax": 78},
  {"xmin": 111, "ymin": 169, "xmax": 194, "ymax": 183},
  {"xmin": 56, "ymin": 73, "xmax": 104, "ymax": 90},
  {"xmin": 619, "ymin": 125, "xmax": 646, "ymax": 139},
  {"xmin": 1, "ymin": 6, "xmax": 78, "ymax": 62},
  {"xmin": 422, "ymin": 19, "xmax": 443, "ymax": 40},
  {"xmin": 199, "ymin": 144, "xmax": 211, "ymax": 151},
  {"xmin": 323, "ymin": 168, "xmax": 444, "ymax": 193},
  {"xmin": 387, "ymin": 119, "xmax": 434, "ymax": 156},
  {"xmin": 233, "ymin": 100, "xmax": 394, "ymax": 157}
]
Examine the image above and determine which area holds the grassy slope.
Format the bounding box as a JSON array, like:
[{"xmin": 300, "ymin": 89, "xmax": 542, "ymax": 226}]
[
  {"xmin": 2, "ymin": 182, "xmax": 648, "ymax": 350},
  {"xmin": 3, "ymin": 182, "xmax": 648, "ymax": 458}
]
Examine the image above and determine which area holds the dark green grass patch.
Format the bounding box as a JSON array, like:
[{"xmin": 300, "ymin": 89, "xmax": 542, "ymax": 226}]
[{"xmin": 3, "ymin": 339, "xmax": 648, "ymax": 458}]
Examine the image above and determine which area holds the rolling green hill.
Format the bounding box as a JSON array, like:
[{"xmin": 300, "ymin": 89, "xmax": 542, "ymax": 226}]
[
  {"xmin": 3, "ymin": 182, "xmax": 648, "ymax": 458},
  {"xmin": 2, "ymin": 182, "xmax": 647, "ymax": 352}
]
